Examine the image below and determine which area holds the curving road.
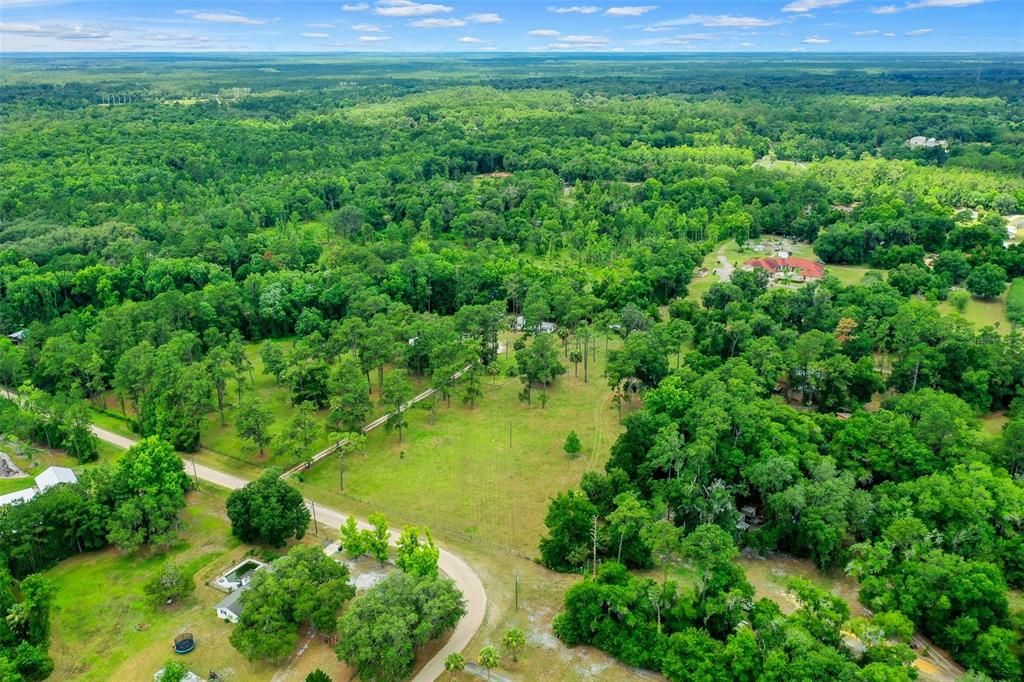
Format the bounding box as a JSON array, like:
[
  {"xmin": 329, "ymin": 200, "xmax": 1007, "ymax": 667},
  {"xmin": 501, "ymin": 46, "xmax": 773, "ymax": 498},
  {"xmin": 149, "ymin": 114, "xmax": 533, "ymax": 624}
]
[{"xmin": 56, "ymin": 416, "xmax": 486, "ymax": 682}]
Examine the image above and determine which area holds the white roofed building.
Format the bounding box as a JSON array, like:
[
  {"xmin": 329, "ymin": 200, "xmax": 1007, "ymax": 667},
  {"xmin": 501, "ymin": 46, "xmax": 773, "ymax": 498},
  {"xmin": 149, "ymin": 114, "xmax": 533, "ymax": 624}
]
[
  {"xmin": 35, "ymin": 466, "xmax": 77, "ymax": 492},
  {"xmin": 0, "ymin": 466, "xmax": 78, "ymax": 508},
  {"xmin": 0, "ymin": 488, "xmax": 37, "ymax": 507}
]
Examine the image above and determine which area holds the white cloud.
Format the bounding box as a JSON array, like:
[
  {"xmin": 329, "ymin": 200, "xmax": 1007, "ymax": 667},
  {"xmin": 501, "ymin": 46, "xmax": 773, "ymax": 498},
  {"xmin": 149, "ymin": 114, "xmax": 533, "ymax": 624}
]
[
  {"xmin": 467, "ymin": 13, "xmax": 503, "ymax": 24},
  {"xmin": 178, "ymin": 10, "xmax": 266, "ymax": 25},
  {"xmin": 351, "ymin": 23, "xmax": 382, "ymax": 31},
  {"xmin": 0, "ymin": 21, "xmax": 110, "ymax": 40},
  {"xmin": 0, "ymin": 22, "xmax": 50, "ymax": 34},
  {"xmin": 302, "ymin": 32, "xmax": 329, "ymax": 38},
  {"xmin": 905, "ymin": 27, "xmax": 934, "ymax": 35},
  {"xmin": 410, "ymin": 17, "xmax": 465, "ymax": 27},
  {"xmin": 853, "ymin": 29, "xmax": 880, "ymax": 36},
  {"xmin": 883, "ymin": 31, "xmax": 896, "ymax": 36},
  {"xmin": 458, "ymin": 35, "xmax": 482, "ymax": 42},
  {"xmin": 528, "ymin": 29, "xmax": 561, "ymax": 36},
  {"xmin": 358, "ymin": 34, "xmax": 391, "ymax": 41},
  {"xmin": 306, "ymin": 22, "xmax": 337, "ymax": 28},
  {"xmin": 650, "ymin": 14, "xmax": 782, "ymax": 29},
  {"xmin": 605, "ymin": 5, "xmax": 657, "ymax": 16},
  {"xmin": 783, "ymin": 0, "xmax": 852, "ymax": 11},
  {"xmin": 739, "ymin": 41, "xmax": 756, "ymax": 47},
  {"xmin": 547, "ymin": 33, "xmax": 611, "ymax": 48},
  {"xmin": 802, "ymin": 35, "xmax": 831, "ymax": 43},
  {"xmin": 342, "ymin": 2, "xmax": 369, "ymax": 10},
  {"xmin": 547, "ymin": 6, "xmax": 601, "ymax": 14},
  {"xmin": 634, "ymin": 32, "xmax": 720, "ymax": 47},
  {"xmin": 872, "ymin": 0, "xmax": 985, "ymax": 13},
  {"xmin": 375, "ymin": 0, "xmax": 452, "ymax": 16},
  {"xmin": 906, "ymin": 0, "xmax": 986, "ymax": 7}
]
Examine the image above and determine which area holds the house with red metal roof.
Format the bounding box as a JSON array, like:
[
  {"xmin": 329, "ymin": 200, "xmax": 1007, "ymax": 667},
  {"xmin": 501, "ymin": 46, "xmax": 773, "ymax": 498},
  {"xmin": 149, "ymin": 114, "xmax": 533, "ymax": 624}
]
[{"xmin": 743, "ymin": 256, "xmax": 825, "ymax": 281}]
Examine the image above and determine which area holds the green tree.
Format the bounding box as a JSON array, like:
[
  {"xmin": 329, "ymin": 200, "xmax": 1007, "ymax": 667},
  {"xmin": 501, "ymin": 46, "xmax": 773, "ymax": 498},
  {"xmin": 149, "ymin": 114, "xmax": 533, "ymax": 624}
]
[
  {"xmin": 949, "ymin": 289, "xmax": 970, "ymax": 313},
  {"xmin": 443, "ymin": 652, "xmax": 465, "ymax": 678},
  {"xmin": 539, "ymin": 490, "xmax": 598, "ymax": 571},
  {"xmin": 461, "ymin": 362, "xmax": 483, "ymax": 408},
  {"xmin": 516, "ymin": 334, "xmax": 565, "ymax": 405},
  {"xmin": 231, "ymin": 545, "xmax": 355, "ymax": 662},
  {"xmin": 643, "ymin": 519, "xmax": 683, "ymax": 583},
  {"xmin": 328, "ymin": 352, "xmax": 371, "ymax": 431},
  {"xmin": 206, "ymin": 346, "xmax": 233, "ymax": 426},
  {"xmin": 478, "ymin": 645, "xmax": 501, "ymax": 680},
  {"xmin": 260, "ymin": 341, "xmax": 287, "ymax": 382},
  {"xmin": 160, "ymin": 659, "xmax": 189, "ymax": 682},
  {"xmin": 332, "ymin": 431, "xmax": 365, "ymax": 491},
  {"xmin": 606, "ymin": 492, "xmax": 651, "ymax": 564},
  {"xmin": 282, "ymin": 357, "xmax": 331, "ymax": 408},
  {"xmin": 277, "ymin": 401, "xmax": 320, "ymax": 458},
  {"xmin": 340, "ymin": 516, "xmax": 366, "ymax": 558},
  {"xmin": 226, "ymin": 471, "xmax": 310, "ymax": 548},
  {"xmin": 335, "ymin": 573, "xmax": 466, "ymax": 682},
  {"xmin": 305, "ymin": 669, "xmax": 332, "ymax": 682},
  {"xmin": 59, "ymin": 402, "xmax": 98, "ymax": 463},
  {"xmin": 144, "ymin": 562, "xmax": 194, "ymax": 606},
  {"xmin": 563, "ymin": 430, "xmax": 582, "ymax": 458},
  {"xmin": 380, "ymin": 369, "xmax": 412, "ymax": 443},
  {"xmin": 106, "ymin": 437, "xmax": 191, "ymax": 553},
  {"xmin": 662, "ymin": 628, "xmax": 724, "ymax": 682},
  {"xmin": 965, "ymin": 263, "xmax": 1007, "ymax": 299},
  {"xmin": 235, "ymin": 397, "xmax": 274, "ymax": 457},
  {"xmin": 0, "ymin": 339, "xmax": 24, "ymax": 393},
  {"xmin": 367, "ymin": 512, "xmax": 391, "ymax": 564},
  {"xmin": 502, "ymin": 627, "xmax": 526, "ymax": 663},
  {"xmin": 395, "ymin": 526, "xmax": 440, "ymax": 578}
]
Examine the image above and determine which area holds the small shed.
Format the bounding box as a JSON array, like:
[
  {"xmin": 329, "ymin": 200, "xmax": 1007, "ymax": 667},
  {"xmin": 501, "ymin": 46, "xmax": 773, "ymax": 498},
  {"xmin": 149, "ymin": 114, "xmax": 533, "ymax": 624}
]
[
  {"xmin": 215, "ymin": 588, "xmax": 246, "ymax": 624},
  {"xmin": 35, "ymin": 466, "xmax": 77, "ymax": 492},
  {"xmin": 7, "ymin": 330, "xmax": 26, "ymax": 345}
]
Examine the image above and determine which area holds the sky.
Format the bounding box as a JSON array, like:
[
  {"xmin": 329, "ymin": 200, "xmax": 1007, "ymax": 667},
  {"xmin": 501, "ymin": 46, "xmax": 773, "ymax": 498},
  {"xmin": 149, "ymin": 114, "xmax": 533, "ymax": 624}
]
[{"xmin": 0, "ymin": 0, "xmax": 1020, "ymax": 53}]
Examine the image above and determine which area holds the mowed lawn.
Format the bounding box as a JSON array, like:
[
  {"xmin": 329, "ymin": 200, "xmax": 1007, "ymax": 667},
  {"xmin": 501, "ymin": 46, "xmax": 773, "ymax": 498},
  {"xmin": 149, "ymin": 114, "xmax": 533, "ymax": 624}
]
[
  {"xmin": 297, "ymin": 333, "xmax": 625, "ymax": 555},
  {"xmin": 935, "ymin": 291, "xmax": 1011, "ymax": 331},
  {"xmin": 44, "ymin": 486, "xmax": 346, "ymax": 681}
]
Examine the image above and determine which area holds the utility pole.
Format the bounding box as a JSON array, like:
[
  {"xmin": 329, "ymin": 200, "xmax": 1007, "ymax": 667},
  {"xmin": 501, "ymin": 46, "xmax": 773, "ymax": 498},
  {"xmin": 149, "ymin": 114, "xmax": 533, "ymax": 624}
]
[
  {"xmin": 191, "ymin": 454, "xmax": 200, "ymax": 489},
  {"xmin": 310, "ymin": 501, "xmax": 319, "ymax": 536}
]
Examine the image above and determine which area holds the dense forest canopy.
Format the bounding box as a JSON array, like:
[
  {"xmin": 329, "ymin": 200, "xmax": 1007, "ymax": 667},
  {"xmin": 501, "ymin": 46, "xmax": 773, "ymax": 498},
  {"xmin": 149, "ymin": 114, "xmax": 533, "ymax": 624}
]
[{"xmin": 0, "ymin": 52, "xmax": 1023, "ymax": 682}]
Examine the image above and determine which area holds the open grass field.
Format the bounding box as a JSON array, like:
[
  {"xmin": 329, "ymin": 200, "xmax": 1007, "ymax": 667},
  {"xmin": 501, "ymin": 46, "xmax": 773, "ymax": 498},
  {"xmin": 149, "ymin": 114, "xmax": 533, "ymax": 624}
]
[
  {"xmin": 935, "ymin": 291, "xmax": 1011, "ymax": 331},
  {"xmin": 296, "ymin": 332, "xmax": 626, "ymax": 556},
  {"xmin": 828, "ymin": 264, "xmax": 879, "ymax": 286},
  {"xmin": 290, "ymin": 331, "xmax": 665, "ymax": 680},
  {"xmin": 44, "ymin": 486, "xmax": 348, "ymax": 682}
]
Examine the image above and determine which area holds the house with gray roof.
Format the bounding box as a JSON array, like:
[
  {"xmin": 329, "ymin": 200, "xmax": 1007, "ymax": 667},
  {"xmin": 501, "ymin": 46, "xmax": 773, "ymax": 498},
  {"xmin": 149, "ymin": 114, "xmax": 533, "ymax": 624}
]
[{"xmin": 215, "ymin": 587, "xmax": 247, "ymax": 624}]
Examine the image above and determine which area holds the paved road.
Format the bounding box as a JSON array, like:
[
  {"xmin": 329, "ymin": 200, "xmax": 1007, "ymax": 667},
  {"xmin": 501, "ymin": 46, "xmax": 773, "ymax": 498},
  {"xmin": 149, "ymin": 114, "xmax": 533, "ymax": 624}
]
[{"xmin": 4, "ymin": 390, "xmax": 486, "ymax": 682}]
